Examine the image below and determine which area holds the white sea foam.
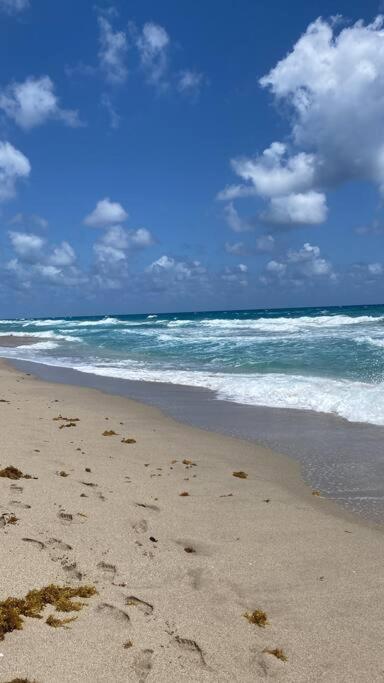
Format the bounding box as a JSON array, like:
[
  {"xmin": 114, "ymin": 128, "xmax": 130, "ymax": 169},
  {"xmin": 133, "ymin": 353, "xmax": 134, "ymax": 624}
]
[
  {"xmin": 39, "ymin": 361, "xmax": 384, "ymax": 426},
  {"xmin": 0, "ymin": 331, "xmax": 81, "ymax": 342}
]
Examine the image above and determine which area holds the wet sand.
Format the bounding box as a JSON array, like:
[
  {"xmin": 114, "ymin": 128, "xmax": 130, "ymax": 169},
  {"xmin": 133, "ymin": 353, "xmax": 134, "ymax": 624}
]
[
  {"xmin": 0, "ymin": 335, "xmax": 45, "ymax": 347},
  {"xmin": 0, "ymin": 359, "xmax": 384, "ymax": 682},
  {"xmin": 11, "ymin": 358, "xmax": 384, "ymax": 524}
]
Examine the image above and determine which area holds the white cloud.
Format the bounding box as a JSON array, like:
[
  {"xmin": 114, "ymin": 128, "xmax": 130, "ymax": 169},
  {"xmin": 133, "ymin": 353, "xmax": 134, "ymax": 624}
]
[
  {"xmin": 224, "ymin": 202, "xmax": 253, "ymax": 232},
  {"xmin": 261, "ymin": 191, "xmax": 327, "ymax": 225},
  {"xmin": 256, "ymin": 234, "xmax": 275, "ymax": 251},
  {"xmin": 177, "ymin": 70, "xmax": 203, "ymax": 96},
  {"xmin": 0, "ymin": 0, "xmax": 29, "ymax": 13},
  {"xmin": 135, "ymin": 22, "xmax": 170, "ymax": 86},
  {"xmin": 220, "ymin": 16, "xmax": 384, "ymax": 226},
  {"xmin": 98, "ymin": 16, "xmax": 128, "ymax": 84},
  {"xmin": 0, "ymin": 141, "xmax": 30, "ymax": 201},
  {"xmin": 368, "ymin": 262, "xmax": 383, "ymax": 275},
  {"xmin": 7, "ymin": 231, "xmax": 83, "ymax": 287},
  {"xmin": 84, "ymin": 198, "xmax": 128, "ymax": 228},
  {"xmin": 266, "ymin": 260, "xmax": 286, "ymax": 276},
  {"xmin": 49, "ymin": 242, "xmax": 76, "ymax": 267},
  {"xmin": 9, "ymin": 212, "xmax": 48, "ymax": 229},
  {"xmin": 101, "ymin": 93, "xmax": 120, "ymax": 129},
  {"xmin": 221, "ymin": 263, "xmax": 248, "ymax": 286},
  {"xmin": 9, "ymin": 231, "xmax": 44, "ymax": 261},
  {"xmin": 225, "ymin": 234, "xmax": 275, "ymax": 256},
  {"xmin": 264, "ymin": 242, "xmax": 334, "ymax": 285},
  {"xmin": 0, "ymin": 76, "xmax": 81, "ymax": 130}
]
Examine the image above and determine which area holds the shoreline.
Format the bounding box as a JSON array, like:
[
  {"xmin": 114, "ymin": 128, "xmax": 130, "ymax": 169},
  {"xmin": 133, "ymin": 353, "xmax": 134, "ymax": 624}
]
[
  {"xmin": 8, "ymin": 355, "xmax": 384, "ymax": 525},
  {"xmin": 0, "ymin": 359, "xmax": 384, "ymax": 680}
]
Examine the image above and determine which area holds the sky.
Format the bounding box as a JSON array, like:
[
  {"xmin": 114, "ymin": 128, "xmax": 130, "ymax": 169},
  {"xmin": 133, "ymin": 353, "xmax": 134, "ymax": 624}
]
[{"xmin": 1, "ymin": 0, "xmax": 384, "ymax": 316}]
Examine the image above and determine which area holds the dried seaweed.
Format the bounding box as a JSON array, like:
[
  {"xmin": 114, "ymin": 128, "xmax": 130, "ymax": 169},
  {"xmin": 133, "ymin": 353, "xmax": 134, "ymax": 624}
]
[
  {"xmin": 46, "ymin": 614, "xmax": 77, "ymax": 628},
  {"xmin": 121, "ymin": 437, "xmax": 136, "ymax": 444},
  {"xmin": 53, "ymin": 415, "xmax": 80, "ymax": 422},
  {"xmin": 233, "ymin": 471, "xmax": 248, "ymax": 479},
  {"xmin": 102, "ymin": 430, "xmax": 118, "ymax": 437},
  {"xmin": 59, "ymin": 423, "xmax": 77, "ymax": 429},
  {"xmin": 0, "ymin": 584, "xmax": 97, "ymax": 641},
  {"xmin": 0, "ymin": 466, "xmax": 32, "ymax": 480},
  {"xmin": 184, "ymin": 546, "xmax": 196, "ymax": 553},
  {"xmin": 263, "ymin": 647, "xmax": 287, "ymax": 662},
  {"xmin": 179, "ymin": 491, "xmax": 189, "ymax": 497},
  {"xmin": 243, "ymin": 609, "xmax": 268, "ymax": 627}
]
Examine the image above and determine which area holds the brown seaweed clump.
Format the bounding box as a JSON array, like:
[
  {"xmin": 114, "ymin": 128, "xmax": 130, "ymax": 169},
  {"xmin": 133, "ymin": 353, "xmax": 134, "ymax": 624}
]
[
  {"xmin": 102, "ymin": 430, "xmax": 118, "ymax": 437},
  {"xmin": 243, "ymin": 609, "xmax": 268, "ymax": 627},
  {"xmin": 263, "ymin": 647, "xmax": 288, "ymax": 662},
  {"xmin": 233, "ymin": 471, "xmax": 248, "ymax": 479},
  {"xmin": 59, "ymin": 423, "xmax": 77, "ymax": 429},
  {"xmin": 0, "ymin": 584, "xmax": 97, "ymax": 641},
  {"xmin": 0, "ymin": 466, "xmax": 32, "ymax": 480},
  {"xmin": 46, "ymin": 614, "xmax": 77, "ymax": 628},
  {"xmin": 121, "ymin": 437, "xmax": 136, "ymax": 444},
  {"xmin": 179, "ymin": 491, "xmax": 189, "ymax": 497},
  {"xmin": 53, "ymin": 415, "xmax": 80, "ymax": 422}
]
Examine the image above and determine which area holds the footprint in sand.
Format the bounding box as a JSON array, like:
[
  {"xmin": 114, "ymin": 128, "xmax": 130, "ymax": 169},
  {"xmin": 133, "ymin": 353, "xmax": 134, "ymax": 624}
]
[
  {"xmin": 47, "ymin": 537, "xmax": 73, "ymax": 562},
  {"xmin": 96, "ymin": 602, "xmax": 131, "ymax": 625},
  {"xmin": 97, "ymin": 560, "xmax": 117, "ymax": 582},
  {"xmin": 10, "ymin": 500, "xmax": 31, "ymax": 509},
  {"xmin": 135, "ymin": 503, "xmax": 160, "ymax": 513},
  {"xmin": 22, "ymin": 537, "xmax": 45, "ymax": 550},
  {"xmin": 173, "ymin": 635, "xmax": 207, "ymax": 668},
  {"xmin": 132, "ymin": 649, "xmax": 154, "ymax": 682},
  {"xmin": 125, "ymin": 595, "xmax": 153, "ymax": 616},
  {"xmin": 62, "ymin": 561, "xmax": 83, "ymax": 580},
  {"xmin": 132, "ymin": 519, "xmax": 148, "ymax": 534},
  {"xmin": 10, "ymin": 484, "xmax": 23, "ymax": 493}
]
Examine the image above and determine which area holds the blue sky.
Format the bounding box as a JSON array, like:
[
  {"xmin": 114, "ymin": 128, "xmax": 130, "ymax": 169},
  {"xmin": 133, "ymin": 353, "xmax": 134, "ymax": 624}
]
[{"xmin": 0, "ymin": 0, "xmax": 384, "ymax": 316}]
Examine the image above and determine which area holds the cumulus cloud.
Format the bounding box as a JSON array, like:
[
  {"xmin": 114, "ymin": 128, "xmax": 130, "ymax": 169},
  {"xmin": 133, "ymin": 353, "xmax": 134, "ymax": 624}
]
[
  {"xmin": 0, "ymin": 141, "xmax": 30, "ymax": 201},
  {"xmin": 219, "ymin": 16, "xmax": 384, "ymax": 227},
  {"xmin": 0, "ymin": 76, "xmax": 81, "ymax": 130},
  {"xmin": 0, "ymin": 0, "xmax": 29, "ymax": 13},
  {"xmin": 84, "ymin": 198, "xmax": 128, "ymax": 228},
  {"xmin": 7, "ymin": 231, "xmax": 83, "ymax": 288},
  {"xmin": 261, "ymin": 191, "xmax": 327, "ymax": 225},
  {"xmin": 98, "ymin": 15, "xmax": 128, "ymax": 84},
  {"xmin": 262, "ymin": 242, "xmax": 334, "ymax": 285},
  {"xmin": 92, "ymin": 224, "xmax": 154, "ymax": 289}
]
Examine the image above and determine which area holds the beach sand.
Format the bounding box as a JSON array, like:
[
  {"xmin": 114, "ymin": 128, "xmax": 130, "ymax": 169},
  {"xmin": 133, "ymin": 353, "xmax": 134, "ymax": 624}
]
[{"xmin": 0, "ymin": 359, "xmax": 383, "ymax": 682}]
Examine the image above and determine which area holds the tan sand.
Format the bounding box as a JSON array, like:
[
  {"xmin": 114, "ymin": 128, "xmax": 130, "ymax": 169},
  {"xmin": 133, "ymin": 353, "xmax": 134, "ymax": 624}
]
[{"xmin": 0, "ymin": 359, "xmax": 383, "ymax": 682}]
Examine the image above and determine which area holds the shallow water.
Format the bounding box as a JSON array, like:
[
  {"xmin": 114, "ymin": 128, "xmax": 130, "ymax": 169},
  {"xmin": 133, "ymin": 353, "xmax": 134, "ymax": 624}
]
[{"xmin": 1, "ymin": 304, "xmax": 384, "ymax": 426}]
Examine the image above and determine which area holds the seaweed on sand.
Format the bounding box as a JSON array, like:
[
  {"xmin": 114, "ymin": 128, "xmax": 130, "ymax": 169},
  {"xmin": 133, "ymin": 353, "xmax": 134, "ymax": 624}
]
[
  {"xmin": 233, "ymin": 471, "xmax": 248, "ymax": 479},
  {"xmin": 243, "ymin": 609, "xmax": 268, "ymax": 627},
  {"xmin": 263, "ymin": 647, "xmax": 287, "ymax": 662},
  {"xmin": 0, "ymin": 466, "xmax": 33, "ymax": 480},
  {"xmin": 0, "ymin": 584, "xmax": 97, "ymax": 641},
  {"xmin": 102, "ymin": 430, "xmax": 118, "ymax": 437},
  {"xmin": 53, "ymin": 415, "xmax": 80, "ymax": 422},
  {"xmin": 121, "ymin": 437, "xmax": 136, "ymax": 444}
]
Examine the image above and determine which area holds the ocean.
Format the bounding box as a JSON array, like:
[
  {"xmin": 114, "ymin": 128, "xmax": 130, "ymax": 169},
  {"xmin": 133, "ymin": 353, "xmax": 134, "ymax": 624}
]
[{"xmin": 1, "ymin": 303, "xmax": 384, "ymax": 426}]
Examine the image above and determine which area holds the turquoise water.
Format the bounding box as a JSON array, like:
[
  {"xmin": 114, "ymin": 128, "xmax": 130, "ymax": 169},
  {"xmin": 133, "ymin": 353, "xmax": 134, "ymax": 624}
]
[{"xmin": 1, "ymin": 304, "xmax": 384, "ymax": 425}]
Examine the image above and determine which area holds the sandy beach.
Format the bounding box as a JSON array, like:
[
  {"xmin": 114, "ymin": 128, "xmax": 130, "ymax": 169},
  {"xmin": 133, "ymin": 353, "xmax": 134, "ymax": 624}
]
[{"xmin": 0, "ymin": 359, "xmax": 383, "ymax": 682}]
